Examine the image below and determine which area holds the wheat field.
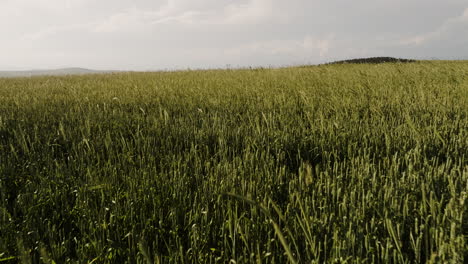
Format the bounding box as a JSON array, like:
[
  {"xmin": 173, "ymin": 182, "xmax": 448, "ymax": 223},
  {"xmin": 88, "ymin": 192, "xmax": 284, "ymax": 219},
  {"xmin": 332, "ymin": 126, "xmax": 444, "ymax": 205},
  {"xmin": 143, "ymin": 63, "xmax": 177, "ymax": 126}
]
[{"xmin": 0, "ymin": 61, "xmax": 467, "ymax": 263}]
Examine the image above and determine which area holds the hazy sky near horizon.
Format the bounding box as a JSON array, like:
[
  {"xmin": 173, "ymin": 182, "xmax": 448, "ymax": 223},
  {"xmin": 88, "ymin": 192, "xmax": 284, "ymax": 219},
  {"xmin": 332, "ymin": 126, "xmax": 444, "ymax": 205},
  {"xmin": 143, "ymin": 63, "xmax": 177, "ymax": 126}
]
[{"xmin": 1, "ymin": 0, "xmax": 467, "ymax": 70}]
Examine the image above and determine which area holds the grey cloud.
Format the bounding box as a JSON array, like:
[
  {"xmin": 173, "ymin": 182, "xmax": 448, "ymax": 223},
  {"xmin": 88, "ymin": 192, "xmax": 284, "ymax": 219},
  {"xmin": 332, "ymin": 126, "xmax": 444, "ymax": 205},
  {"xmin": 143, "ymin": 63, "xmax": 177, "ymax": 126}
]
[{"xmin": 1, "ymin": 0, "xmax": 467, "ymax": 70}]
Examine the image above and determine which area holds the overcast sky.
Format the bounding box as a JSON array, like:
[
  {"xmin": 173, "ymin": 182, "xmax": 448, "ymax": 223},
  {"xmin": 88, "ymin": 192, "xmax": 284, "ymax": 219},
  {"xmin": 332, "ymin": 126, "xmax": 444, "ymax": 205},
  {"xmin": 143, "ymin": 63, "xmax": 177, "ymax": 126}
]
[{"xmin": 1, "ymin": 0, "xmax": 467, "ymax": 70}]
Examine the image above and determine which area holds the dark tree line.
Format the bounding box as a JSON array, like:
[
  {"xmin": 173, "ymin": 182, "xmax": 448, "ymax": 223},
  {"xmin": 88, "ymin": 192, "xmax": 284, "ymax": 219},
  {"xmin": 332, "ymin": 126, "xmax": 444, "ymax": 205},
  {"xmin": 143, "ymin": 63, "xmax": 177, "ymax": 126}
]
[{"xmin": 328, "ymin": 57, "xmax": 416, "ymax": 64}]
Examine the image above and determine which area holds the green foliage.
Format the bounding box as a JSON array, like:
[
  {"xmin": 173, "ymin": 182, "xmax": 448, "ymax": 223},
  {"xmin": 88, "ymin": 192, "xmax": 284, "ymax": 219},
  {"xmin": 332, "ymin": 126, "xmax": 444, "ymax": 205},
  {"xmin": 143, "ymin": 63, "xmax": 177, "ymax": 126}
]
[{"xmin": 0, "ymin": 61, "xmax": 467, "ymax": 263}]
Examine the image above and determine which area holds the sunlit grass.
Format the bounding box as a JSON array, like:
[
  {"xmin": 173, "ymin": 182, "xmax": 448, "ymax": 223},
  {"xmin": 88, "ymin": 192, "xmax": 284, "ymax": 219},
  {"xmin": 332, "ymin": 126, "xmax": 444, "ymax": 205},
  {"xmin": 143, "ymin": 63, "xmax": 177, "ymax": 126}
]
[{"xmin": 0, "ymin": 61, "xmax": 467, "ymax": 263}]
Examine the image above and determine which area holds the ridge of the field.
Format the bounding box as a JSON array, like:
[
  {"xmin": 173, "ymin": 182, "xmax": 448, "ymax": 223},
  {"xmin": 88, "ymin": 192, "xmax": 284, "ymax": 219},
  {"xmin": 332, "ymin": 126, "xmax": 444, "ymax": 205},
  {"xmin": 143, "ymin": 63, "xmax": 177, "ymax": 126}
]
[{"xmin": 0, "ymin": 60, "xmax": 467, "ymax": 263}]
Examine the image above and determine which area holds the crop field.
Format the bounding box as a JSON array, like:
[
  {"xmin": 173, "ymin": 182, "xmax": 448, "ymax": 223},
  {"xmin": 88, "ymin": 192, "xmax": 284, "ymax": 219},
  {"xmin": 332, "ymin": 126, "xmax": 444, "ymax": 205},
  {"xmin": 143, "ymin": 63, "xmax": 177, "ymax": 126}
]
[{"xmin": 0, "ymin": 61, "xmax": 467, "ymax": 263}]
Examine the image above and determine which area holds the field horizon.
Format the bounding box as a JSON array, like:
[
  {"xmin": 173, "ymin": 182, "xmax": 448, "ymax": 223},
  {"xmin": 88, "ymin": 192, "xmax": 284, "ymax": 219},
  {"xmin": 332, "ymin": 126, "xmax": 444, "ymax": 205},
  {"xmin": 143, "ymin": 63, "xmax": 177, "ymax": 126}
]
[{"xmin": 5, "ymin": 57, "xmax": 468, "ymax": 78}]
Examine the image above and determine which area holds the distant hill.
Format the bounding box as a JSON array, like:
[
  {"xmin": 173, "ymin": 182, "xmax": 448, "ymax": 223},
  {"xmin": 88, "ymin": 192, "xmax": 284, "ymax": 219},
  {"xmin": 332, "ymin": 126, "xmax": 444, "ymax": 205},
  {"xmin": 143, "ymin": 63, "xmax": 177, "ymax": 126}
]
[
  {"xmin": 0, "ymin": 68, "xmax": 112, "ymax": 78},
  {"xmin": 327, "ymin": 57, "xmax": 417, "ymax": 65}
]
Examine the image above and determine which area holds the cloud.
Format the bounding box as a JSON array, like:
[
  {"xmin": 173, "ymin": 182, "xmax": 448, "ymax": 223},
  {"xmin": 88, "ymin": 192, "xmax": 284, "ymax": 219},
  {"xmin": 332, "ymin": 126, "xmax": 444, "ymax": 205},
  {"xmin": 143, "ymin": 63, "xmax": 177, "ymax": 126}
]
[
  {"xmin": 2, "ymin": 0, "xmax": 468, "ymax": 70},
  {"xmin": 223, "ymin": 0, "xmax": 275, "ymax": 24},
  {"xmin": 225, "ymin": 34, "xmax": 335, "ymax": 65},
  {"xmin": 93, "ymin": 0, "xmax": 278, "ymax": 31},
  {"xmin": 463, "ymin": 8, "xmax": 468, "ymax": 20},
  {"xmin": 399, "ymin": 7, "xmax": 468, "ymax": 46},
  {"xmin": 399, "ymin": 36, "xmax": 426, "ymax": 46},
  {"xmin": 93, "ymin": 8, "xmax": 157, "ymax": 33},
  {"xmin": 0, "ymin": 0, "xmax": 94, "ymax": 19},
  {"xmin": 22, "ymin": 23, "xmax": 95, "ymax": 40}
]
